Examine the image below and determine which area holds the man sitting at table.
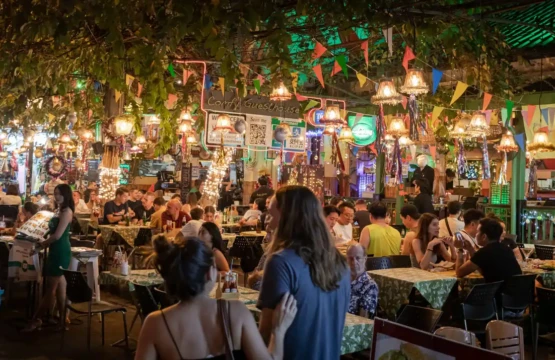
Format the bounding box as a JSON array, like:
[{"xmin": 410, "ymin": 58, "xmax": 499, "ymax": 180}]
[
  {"xmin": 160, "ymin": 199, "xmax": 190, "ymax": 231},
  {"xmin": 346, "ymin": 243, "xmax": 378, "ymax": 318},
  {"xmin": 454, "ymin": 209, "xmax": 484, "ymax": 258},
  {"xmin": 400, "ymin": 204, "xmax": 420, "ymax": 257},
  {"xmin": 181, "ymin": 208, "xmax": 204, "ymax": 237},
  {"xmin": 150, "ymin": 196, "xmax": 166, "ymax": 230},
  {"xmin": 73, "ymin": 191, "xmax": 90, "ymax": 214},
  {"xmin": 126, "ymin": 186, "xmax": 144, "ymax": 212},
  {"xmin": 455, "ymin": 218, "xmax": 521, "ymax": 283},
  {"xmin": 103, "ymin": 187, "xmax": 134, "ymax": 225},
  {"xmin": 238, "ymin": 198, "xmax": 263, "ymax": 226},
  {"xmin": 133, "ymin": 192, "xmax": 156, "ymax": 225},
  {"xmin": 333, "ymin": 202, "xmax": 355, "ymax": 244},
  {"xmin": 359, "ymin": 202, "xmax": 402, "ymax": 257},
  {"xmin": 438, "ymin": 201, "xmax": 464, "ymax": 238}
]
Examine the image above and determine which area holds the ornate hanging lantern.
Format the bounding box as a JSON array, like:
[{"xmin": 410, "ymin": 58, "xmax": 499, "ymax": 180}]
[
  {"xmin": 321, "ymin": 105, "xmax": 345, "ymax": 127},
  {"xmin": 177, "ymin": 120, "xmax": 193, "ymax": 134},
  {"xmin": 269, "ymin": 81, "xmax": 292, "ymax": 101},
  {"xmin": 386, "ymin": 116, "xmax": 409, "ymax": 137},
  {"xmin": 466, "ymin": 112, "xmax": 490, "ymax": 137},
  {"xmin": 129, "ymin": 145, "xmax": 143, "ymax": 154},
  {"xmin": 337, "ymin": 126, "xmax": 354, "ymax": 142},
  {"xmin": 323, "ymin": 125, "xmax": 337, "ymax": 136},
  {"xmin": 400, "ymin": 69, "xmax": 429, "ymax": 95},
  {"xmin": 528, "ymin": 130, "xmax": 555, "ymax": 153},
  {"xmin": 114, "ymin": 114, "xmax": 134, "ymax": 136},
  {"xmin": 371, "ymin": 78, "xmax": 403, "ymax": 106},
  {"xmin": 59, "ymin": 133, "xmax": 72, "ymax": 143},
  {"xmin": 398, "ymin": 135, "xmax": 414, "ymax": 147},
  {"xmin": 181, "ymin": 111, "xmax": 192, "ymax": 121},
  {"xmin": 214, "ymin": 113, "xmax": 234, "ymax": 133},
  {"xmin": 80, "ymin": 129, "xmax": 94, "ymax": 142},
  {"xmin": 135, "ymin": 135, "xmax": 147, "ymax": 146},
  {"xmin": 186, "ymin": 133, "xmax": 197, "ymax": 144},
  {"xmin": 495, "ymin": 131, "xmax": 519, "ymax": 153}
]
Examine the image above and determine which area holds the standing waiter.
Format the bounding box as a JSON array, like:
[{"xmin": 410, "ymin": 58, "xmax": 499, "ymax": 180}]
[{"xmin": 249, "ymin": 175, "xmax": 274, "ymax": 211}]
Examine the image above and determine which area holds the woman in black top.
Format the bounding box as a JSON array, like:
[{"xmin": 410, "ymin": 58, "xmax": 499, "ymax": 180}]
[{"xmin": 412, "ymin": 179, "xmax": 435, "ymax": 215}]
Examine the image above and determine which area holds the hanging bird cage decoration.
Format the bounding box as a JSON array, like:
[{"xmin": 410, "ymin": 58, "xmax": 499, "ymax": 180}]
[
  {"xmin": 113, "ymin": 114, "xmax": 135, "ymax": 136},
  {"xmin": 466, "ymin": 112, "xmax": 490, "ymax": 137},
  {"xmin": 386, "ymin": 116, "xmax": 409, "ymax": 137},
  {"xmin": 528, "ymin": 130, "xmax": 555, "ymax": 153},
  {"xmin": 337, "ymin": 126, "xmax": 354, "ymax": 142},
  {"xmin": 371, "ymin": 78, "xmax": 403, "ymax": 106},
  {"xmin": 400, "ymin": 68, "xmax": 429, "ymax": 95},
  {"xmin": 269, "ymin": 81, "xmax": 292, "ymax": 101},
  {"xmin": 495, "ymin": 131, "xmax": 519, "ymax": 153},
  {"xmin": 214, "ymin": 113, "xmax": 234, "ymax": 133}
]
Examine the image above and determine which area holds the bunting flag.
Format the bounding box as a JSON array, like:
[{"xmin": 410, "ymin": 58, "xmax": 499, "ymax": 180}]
[
  {"xmin": 450, "ymin": 82, "xmax": 468, "ymax": 105},
  {"xmin": 484, "ymin": 110, "xmax": 492, "ymax": 125},
  {"xmin": 304, "ymin": 99, "xmax": 319, "ymax": 111},
  {"xmin": 429, "ymin": 145, "xmax": 437, "ymax": 160},
  {"xmin": 295, "ymin": 93, "xmax": 308, "ymax": 101},
  {"xmin": 482, "ymin": 93, "xmax": 492, "ymax": 111},
  {"xmin": 204, "ymin": 74, "xmax": 212, "ymax": 89},
  {"xmin": 291, "ymin": 72, "xmax": 298, "ymax": 94},
  {"xmin": 541, "ymin": 107, "xmax": 549, "ymax": 125},
  {"xmin": 257, "ymin": 74, "xmax": 265, "ymax": 86},
  {"xmin": 501, "ymin": 108, "xmax": 508, "ymax": 125},
  {"xmin": 432, "ymin": 106, "xmax": 444, "ymax": 123},
  {"xmin": 356, "ymin": 72, "xmax": 367, "ymax": 87},
  {"xmin": 167, "ymin": 63, "xmax": 176, "ymax": 77},
  {"xmin": 369, "ymin": 143, "xmax": 378, "ymax": 155},
  {"xmin": 527, "ymin": 105, "xmax": 536, "ymax": 126},
  {"xmin": 335, "ymin": 55, "xmax": 348, "ymax": 78},
  {"xmin": 514, "ymin": 133, "xmax": 525, "ymax": 152},
  {"xmin": 217, "ymin": 77, "xmax": 225, "ymax": 96},
  {"xmin": 355, "ymin": 113, "xmax": 363, "ymax": 124},
  {"xmin": 312, "ymin": 41, "xmax": 327, "ymax": 59},
  {"xmin": 47, "ymin": 113, "xmax": 55, "ymax": 121},
  {"xmin": 167, "ymin": 94, "xmax": 177, "ymax": 108},
  {"xmin": 313, "ymin": 64, "xmax": 325, "ymax": 88},
  {"xmin": 401, "ymin": 96, "xmax": 408, "ymax": 110},
  {"xmin": 361, "ymin": 40, "xmax": 369, "ymax": 67},
  {"xmin": 137, "ymin": 82, "xmax": 143, "ymax": 97},
  {"xmin": 331, "ymin": 61, "xmax": 341, "ymax": 76},
  {"xmin": 114, "ymin": 90, "xmax": 122, "ymax": 103},
  {"xmin": 521, "ymin": 109, "xmax": 528, "ymax": 126},
  {"xmin": 549, "ymin": 108, "xmax": 555, "ymax": 128},
  {"xmin": 505, "ymin": 100, "xmax": 514, "ymax": 127},
  {"xmin": 402, "ymin": 46, "xmax": 416, "ymax": 73},
  {"xmin": 432, "ymin": 68, "xmax": 443, "ymax": 95},
  {"xmin": 253, "ymin": 79, "xmax": 261, "ymax": 94},
  {"xmin": 125, "ymin": 74, "xmax": 135, "ymax": 88},
  {"xmin": 183, "ymin": 67, "xmax": 191, "ymax": 85},
  {"xmin": 382, "ymin": 27, "xmax": 393, "ymax": 55}
]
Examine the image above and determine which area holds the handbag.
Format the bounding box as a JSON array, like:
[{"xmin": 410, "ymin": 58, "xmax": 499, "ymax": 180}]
[{"xmin": 218, "ymin": 299, "xmax": 235, "ymax": 360}]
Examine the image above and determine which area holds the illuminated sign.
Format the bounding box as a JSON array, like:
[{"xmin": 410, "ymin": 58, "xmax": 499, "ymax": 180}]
[{"xmin": 348, "ymin": 115, "xmax": 377, "ymax": 146}]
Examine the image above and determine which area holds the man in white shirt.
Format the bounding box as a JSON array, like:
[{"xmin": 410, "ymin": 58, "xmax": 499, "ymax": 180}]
[
  {"xmin": 333, "ymin": 203, "xmax": 355, "ymax": 245},
  {"xmin": 73, "ymin": 191, "xmax": 90, "ymax": 214},
  {"xmin": 239, "ymin": 198, "xmax": 263, "ymax": 226},
  {"xmin": 454, "ymin": 209, "xmax": 484, "ymax": 258},
  {"xmin": 181, "ymin": 207, "xmax": 204, "ymax": 237},
  {"xmin": 439, "ymin": 201, "xmax": 464, "ymax": 238}
]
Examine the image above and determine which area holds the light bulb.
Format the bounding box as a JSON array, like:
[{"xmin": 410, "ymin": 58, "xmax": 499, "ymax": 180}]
[
  {"xmin": 383, "ymin": 86, "xmax": 392, "ymax": 97},
  {"xmin": 411, "ymin": 74, "xmax": 419, "ymax": 86}
]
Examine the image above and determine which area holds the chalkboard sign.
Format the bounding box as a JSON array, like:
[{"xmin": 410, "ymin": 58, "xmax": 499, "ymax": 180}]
[{"xmin": 85, "ymin": 160, "xmax": 100, "ymax": 182}]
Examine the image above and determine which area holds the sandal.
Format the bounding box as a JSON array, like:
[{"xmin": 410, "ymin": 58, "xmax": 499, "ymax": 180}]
[{"xmin": 21, "ymin": 319, "xmax": 42, "ymax": 333}]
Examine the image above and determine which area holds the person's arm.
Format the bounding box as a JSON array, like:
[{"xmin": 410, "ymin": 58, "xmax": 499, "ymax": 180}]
[
  {"xmin": 41, "ymin": 209, "xmax": 73, "ymax": 247},
  {"xmin": 455, "ymin": 250, "xmax": 479, "ymax": 278},
  {"xmin": 359, "ymin": 227, "xmax": 370, "ymax": 252},
  {"xmin": 106, "ymin": 203, "xmax": 124, "ymax": 224},
  {"xmin": 413, "ymin": 238, "xmax": 442, "ymax": 270},
  {"xmin": 214, "ymin": 249, "xmax": 230, "ymax": 273},
  {"xmin": 401, "ymin": 232, "xmax": 416, "ymax": 255},
  {"xmin": 438, "ymin": 237, "xmax": 456, "ymax": 262},
  {"xmin": 134, "ymin": 312, "xmax": 159, "ymax": 360}
]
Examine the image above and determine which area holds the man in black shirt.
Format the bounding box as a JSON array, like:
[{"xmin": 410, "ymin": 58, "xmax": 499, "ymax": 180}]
[
  {"xmin": 133, "ymin": 191, "xmax": 156, "ymax": 225},
  {"xmin": 103, "ymin": 187, "xmax": 133, "ymax": 224},
  {"xmin": 353, "ymin": 199, "xmax": 370, "ymax": 230},
  {"xmin": 412, "ymin": 179, "xmax": 435, "ymax": 215},
  {"xmin": 413, "ymin": 155, "xmax": 435, "ymax": 193},
  {"xmin": 455, "ymin": 218, "xmax": 521, "ymax": 283},
  {"xmin": 127, "ymin": 187, "xmax": 144, "ymax": 211},
  {"xmin": 249, "ymin": 176, "xmax": 274, "ymax": 211},
  {"xmin": 445, "ymin": 168, "xmax": 456, "ymax": 191}
]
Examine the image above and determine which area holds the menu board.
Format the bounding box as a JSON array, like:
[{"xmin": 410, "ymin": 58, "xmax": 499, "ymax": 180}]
[
  {"xmin": 205, "ymin": 113, "xmax": 246, "ymax": 147},
  {"xmin": 17, "ymin": 211, "xmax": 54, "ymax": 240}
]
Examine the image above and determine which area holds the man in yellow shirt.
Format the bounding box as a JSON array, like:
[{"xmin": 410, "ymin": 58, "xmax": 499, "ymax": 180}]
[{"xmin": 359, "ymin": 202, "xmax": 402, "ymax": 257}]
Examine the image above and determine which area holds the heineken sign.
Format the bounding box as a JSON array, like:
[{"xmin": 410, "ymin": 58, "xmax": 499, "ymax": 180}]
[{"xmin": 348, "ymin": 114, "xmax": 377, "ymax": 146}]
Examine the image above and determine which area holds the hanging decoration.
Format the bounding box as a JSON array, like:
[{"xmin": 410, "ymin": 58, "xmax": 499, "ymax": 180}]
[
  {"xmin": 113, "ymin": 114, "xmax": 134, "ymax": 136},
  {"xmin": 481, "ymin": 136, "xmax": 491, "ymax": 180},
  {"xmin": 528, "ymin": 159, "xmax": 538, "ymax": 199},
  {"xmin": 337, "ymin": 126, "xmax": 354, "ymax": 143},
  {"xmin": 400, "ymin": 69, "xmax": 428, "ymax": 141},
  {"xmin": 528, "ymin": 130, "xmax": 555, "ymax": 153},
  {"xmin": 495, "ymin": 131, "xmax": 519, "ymax": 185},
  {"xmin": 466, "ymin": 112, "xmax": 490, "ymax": 137},
  {"xmin": 371, "ymin": 78, "xmax": 402, "ymax": 106},
  {"xmin": 269, "ymin": 82, "xmax": 292, "ymax": 101},
  {"xmin": 45, "ymin": 155, "xmax": 67, "ymax": 179},
  {"xmin": 98, "ymin": 146, "xmax": 120, "ymax": 200},
  {"xmin": 203, "ymin": 147, "xmax": 233, "ymax": 203},
  {"xmin": 386, "ymin": 116, "xmax": 409, "ymax": 185}
]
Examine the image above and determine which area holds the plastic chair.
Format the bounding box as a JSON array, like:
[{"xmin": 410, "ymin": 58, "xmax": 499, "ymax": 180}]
[
  {"xmin": 229, "ymin": 236, "xmax": 263, "ymax": 285},
  {"xmin": 365, "ymin": 256, "xmax": 392, "ymax": 271},
  {"xmin": 396, "ymin": 305, "xmax": 443, "ymax": 333},
  {"xmin": 434, "ymin": 327, "xmax": 478, "ymax": 346},
  {"xmin": 388, "ymin": 255, "xmax": 411, "ymax": 268},
  {"xmin": 461, "ymin": 281, "xmax": 503, "ymax": 331},
  {"xmin": 534, "ymin": 244, "xmax": 554, "ymax": 260},
  {"xmin": 500, "ymin": 274, "xmax": 536, "ymax": 326},
  {"xmin": 533, "ymin": 287, "xmax": 555, "ymax": 360},
  {"xmin": 486, "ymin": 320, "xmax": 525, "ymax": 359},
  {"xmin": 61, "ymin": 269, "xmax": 128, "ymax": 351}
]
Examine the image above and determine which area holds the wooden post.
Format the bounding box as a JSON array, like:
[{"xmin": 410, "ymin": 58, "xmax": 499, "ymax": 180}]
[{"xmin": 375, "ymin": 153, "xmax": 385, "ymax": 196}]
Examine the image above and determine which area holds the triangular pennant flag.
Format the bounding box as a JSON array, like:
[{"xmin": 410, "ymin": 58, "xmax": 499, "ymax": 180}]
[
  {"xmin": 382, "ymin": 27, "xmax": 393, "ymax": 55},
  {"xmin": 355, "ymin": 113, "xmax": 363, "ymax": 124},
  {"xmin": 295, "ymin": 93, "xmax": 308, "ymax": 101},
  {"xmin": 137, "ymin": 82, "xmax": 143, "ymax": 97},
  {"xmin": 114, "ymin": 90, "xmax": 122, "ymax": 103},
  {"xmin": 253, "ymin": 79, "xmax": 261, "ymax": 94},
  {"xmin": 204, "ymin": 74, "xmax": 212, "ymax": 89},
  {"xmin": 361, "ymin": 40, "xmax": 369, "ymax": 67},
  {"xmin": 291, "ymin": 72, "xmax": 298, "ymax": 94},
  {"xmin": 527, "ymin": 105, "xmax": 536, "ymax": 126},
  {"xmin": 401, "ymin": 96, "xmax": 408, "ymax": 110},
  {"xmin": 312, "ymin": 41, "xmax": 327, "ymax": 59},
  {"xmin": 549, "ymin": 108, "xmax": 555, "ymax": 128},
  {"xmin": 369, "ymin": 143, "xmax": 378, "ymax": 155},
  {"xmin": 167, "ymin": 94, "xmax": 177, "ymax": 108},
  {"xmin": 541, "ymin": 107, "xmax": 549, "ymax": 125},
  {"xmin": 331, "ymin": 61, "xmax": 341, "ymax": 76},
  {"xmin": 217, "ymin": 77, "xmax": 225, "ymax": 96},
  {"xmin": 257, "ymin": 74, "xmax": 265, "ymax": 86},
  {"xmin": 450, "ymin": 82, "xmax": 468, "ymax": 105},
  {"xmin": 402, "ymin": 46, "xmax": 416, "ymax": 73},
  {"xmin": 313, "ymin": 64, "xmax": 325, "ymax": 88},
  {"xmin": 484, "ymin": 110, "xmax": 492, "ymax": 125},
  {"xmin": 335, "ymin": 55, "xmax": 348, "ymax": 78},
  {"xmin": 48, "ymin": 113, "xmax": 55, "ymax": 121},
  {"xmin": 505, "ymin": 100, "xmax": 514, "ymax": 127},
  {"xmin": 432, "ymin": 68, "xmax": 443, "ymax": 95},
  {"xmin": 304, "ymin": 99, "xmax": 319, "ymax": 111},
  {"xmin": 482, "ymin": 93, "xmax": 492, "ymax": 111},
  {"xmin": 501, "ymin": 108, "xmax": 508, "ymax": 125},
  {"xmin": 356, "ymin": 72, "xmax": 367, "ymax": 87},
  {"xmin": 167, "ymin": 63, "xmax": 176, "ymax": 77},
  {"xmin": 183, "ymin": 67, "xmax": 191, "ymax": 85},
  {"xmin": 514, "ymin": 133, "xmax": 525, "ymax": 152},
  {"xmin": 429, "ymin": 145, "xmax": 437, "ymax": 160},
  {"xmin": 125, "ymin": 74, "xmax": 135, "ymax": 88},
  {"xmin": 432, "ymin": 106, "xmax": 444, "ymax": 123},
  {"xmin": 521, "ymin": 110, "xmax": 528, "ymax": 125}
]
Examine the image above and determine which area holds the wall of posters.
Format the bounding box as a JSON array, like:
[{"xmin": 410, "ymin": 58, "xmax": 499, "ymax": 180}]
[{"xmin": 205, "ymin": 113, "xmax": 246, "ymax": 147}]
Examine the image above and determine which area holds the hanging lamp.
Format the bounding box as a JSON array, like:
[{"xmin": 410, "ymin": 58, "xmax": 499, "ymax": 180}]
[
  {"xmin": 321, "ymin": 105, "xmax": 345, "ymax": 127},
  {"xmin": 466, "ymin": 112, "xmax": 490, "ymax": 137},
  {"xmin": 269, "ymin": 82, "xmax": 292, "ymax": 101},
  {"xmin": 371, "ymin": 78, "xmax": 403, "ymax": 106},
  {"xmin": 214, "ymin": 113, "xmax": 234, "ymax": 133},
  {"xmin": 528, "ymin": 130, "xmax": 555, "ymax": 153},
  {"xmin": 114, "ymin": 114, "xmax": 134, "ymax": 136},
  {"xmin": 386, "ymin": 116, "xmax": 409, "ymax": 137},
  {"xmin": 337, "ymin": 126, "xmax": 354, "ymax": 142},
  {"xmin": 400, "ymin": 69, "xmax": 429, "ymax": 95}
]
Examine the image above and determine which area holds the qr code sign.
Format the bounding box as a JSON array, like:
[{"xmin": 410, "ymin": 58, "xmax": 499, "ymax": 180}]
[{"xmin": 249, "ymin": 124, "xmax": 267, "ymax": 145}]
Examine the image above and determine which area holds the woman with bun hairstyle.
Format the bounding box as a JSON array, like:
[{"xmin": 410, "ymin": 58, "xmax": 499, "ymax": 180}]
[{"xmin": 135, "ymin": 236, "xmax": 297, "ymax": 360}]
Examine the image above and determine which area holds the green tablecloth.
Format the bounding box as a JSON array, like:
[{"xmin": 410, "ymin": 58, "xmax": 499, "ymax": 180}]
[
  {"xmin": 99, "ymin": 225, "xmax": 150, "ymax": 247},
  {"xmin": 368, "ymin": 268, "xmax": 457, "ymax": 319}
]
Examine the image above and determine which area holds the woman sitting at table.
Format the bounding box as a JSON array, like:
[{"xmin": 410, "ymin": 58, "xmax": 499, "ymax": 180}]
[
  {"xmin": 198, "ymin": 221, "xmax": 230, "ymax": 273},
  {"xmin": 412, "ymin": 213, "xmax": 457, "ymax": 270},
  {"xmin": 0, "ymin": 202, "xmax": 39, "ymax": 235},
  {"xmin": 135, "ymin": 235, "xmax": 297, "ymax": 360}
]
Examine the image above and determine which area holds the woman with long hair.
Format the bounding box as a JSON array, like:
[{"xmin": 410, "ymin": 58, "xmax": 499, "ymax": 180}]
[
  {"xmin": 198, "ymin": 221, "xmax": 230, "ymax": 273},
  {"xmin": 412, "ymin": 213, "xmax": 457, "ymax": 270},
  {"xmin": 24, "ymin": 184, "xmax": 74, "ymax": 331},
  {"xmin": 135, "ymin": 236, "xmax": 297, "ymax": 360},
  {"xmin": 258, "ymin": 186, "xmax": 350, "ymax": 360}
]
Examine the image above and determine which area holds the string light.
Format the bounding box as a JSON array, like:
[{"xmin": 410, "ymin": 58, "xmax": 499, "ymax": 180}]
[
  {"xmin": 203, "ymin": 148, "xmax": 233, "ymax": 203},
  {"xmin": 99, "ymin": 166, "xmax": 121, "ymax": 200}
]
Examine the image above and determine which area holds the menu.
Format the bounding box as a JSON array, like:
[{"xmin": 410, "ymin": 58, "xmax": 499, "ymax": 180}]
[{"xmin": 17, "ymin": 211, "xmax": 54, "ymax": 240}]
